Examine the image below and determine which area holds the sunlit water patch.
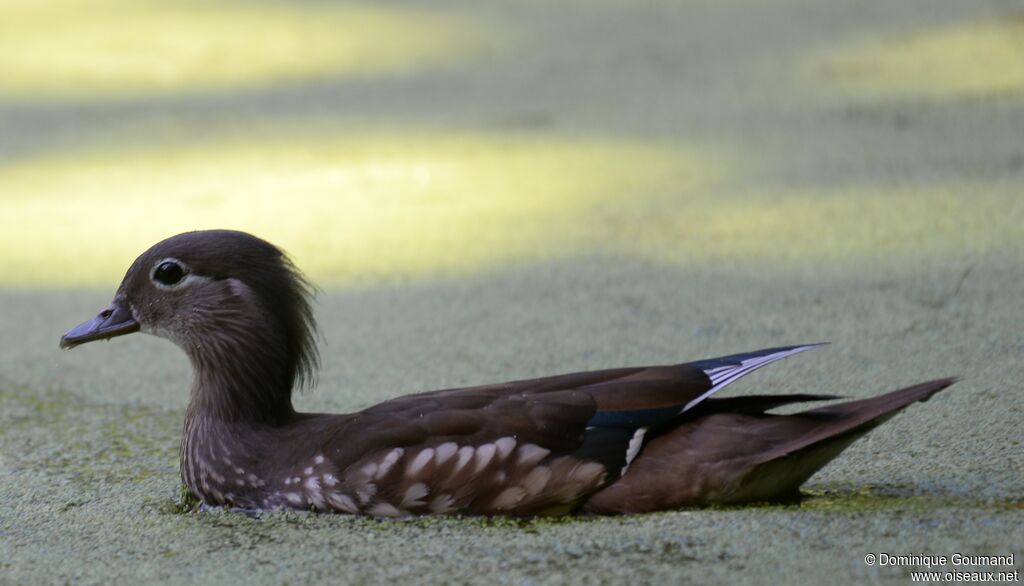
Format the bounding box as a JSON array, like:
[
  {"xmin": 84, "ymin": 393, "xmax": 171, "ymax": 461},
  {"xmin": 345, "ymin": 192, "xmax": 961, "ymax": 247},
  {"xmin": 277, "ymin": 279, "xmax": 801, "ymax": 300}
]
[
  {"xmin": 806, "ymin": 18, "xmax": 1024, "ymax": 99},
  {"xmin": 0, "ymin": 130, "xmax": 719, "ymax": 287},
  {"xmin": 0, "ymin": 0, "xmax": 497, "ymax": 99},
  {"xmin": 615, "ymin": 185, "xmax": 1024, "ymax": 266}
]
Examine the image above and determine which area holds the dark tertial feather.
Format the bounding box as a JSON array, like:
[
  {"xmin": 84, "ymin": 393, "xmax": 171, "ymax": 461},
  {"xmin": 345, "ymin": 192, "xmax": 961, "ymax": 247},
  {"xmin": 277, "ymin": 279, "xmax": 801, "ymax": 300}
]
[{"xmin": 683, "ymin": 394, "xmax": 841, "ymax": 418}]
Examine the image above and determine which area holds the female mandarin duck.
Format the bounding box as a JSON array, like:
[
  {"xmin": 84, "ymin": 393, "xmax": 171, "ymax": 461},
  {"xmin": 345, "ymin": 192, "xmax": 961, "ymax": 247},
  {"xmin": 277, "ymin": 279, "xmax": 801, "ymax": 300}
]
[{"xmin": 60, "ymin": 230, "xmax": 955, "ymax": 516}]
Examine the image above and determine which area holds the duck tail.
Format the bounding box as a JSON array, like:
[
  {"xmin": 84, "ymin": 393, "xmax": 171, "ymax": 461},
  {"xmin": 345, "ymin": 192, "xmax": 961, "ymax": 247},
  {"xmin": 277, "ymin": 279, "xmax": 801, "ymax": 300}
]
[
  {"xmin": 582, "ymin": 378, "xmax": 957, "ymax": 513},
  {"xmin": 721, "ymin": 377, "xmax": 958, "ymax": 503}
]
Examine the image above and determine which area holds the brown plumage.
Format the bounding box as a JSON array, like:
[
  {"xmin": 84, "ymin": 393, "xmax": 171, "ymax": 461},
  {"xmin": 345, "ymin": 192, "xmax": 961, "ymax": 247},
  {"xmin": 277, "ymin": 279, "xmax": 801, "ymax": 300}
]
[{"xmin": 59, "ymin": 230, "xmax": 957, "ymax": 516}]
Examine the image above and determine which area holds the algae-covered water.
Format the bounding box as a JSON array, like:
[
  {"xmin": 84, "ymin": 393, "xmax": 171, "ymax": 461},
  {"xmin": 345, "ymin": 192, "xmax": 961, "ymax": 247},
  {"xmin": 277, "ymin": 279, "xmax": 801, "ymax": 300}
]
[{"xmin": 1, "ymin": 0, "xmax": 1022, "ymax": 584}]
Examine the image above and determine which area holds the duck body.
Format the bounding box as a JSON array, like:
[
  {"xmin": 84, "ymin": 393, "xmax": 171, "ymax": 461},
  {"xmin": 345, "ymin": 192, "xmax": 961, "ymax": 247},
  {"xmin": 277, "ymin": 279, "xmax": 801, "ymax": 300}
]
[{"xmin": 60, "ymin": 230, "xmax": 956, "ymax": 516}]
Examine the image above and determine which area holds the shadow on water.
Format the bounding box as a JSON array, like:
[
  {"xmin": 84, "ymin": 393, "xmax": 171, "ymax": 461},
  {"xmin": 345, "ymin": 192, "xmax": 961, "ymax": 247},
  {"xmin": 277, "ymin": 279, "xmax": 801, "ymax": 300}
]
[{"xmin": 0, "ymin": 381, "xmax": 179, "ymax": 493}]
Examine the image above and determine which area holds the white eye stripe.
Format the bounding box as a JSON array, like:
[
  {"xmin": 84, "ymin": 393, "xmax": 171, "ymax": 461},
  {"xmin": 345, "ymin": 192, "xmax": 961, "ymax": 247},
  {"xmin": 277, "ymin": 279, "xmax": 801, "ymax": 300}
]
[
  {"xmin": 150, "ymin": 257, "xmax": 209, "ymax": 289},
  {"xmin": 177, "ymin": 273, "xmax": 212, "ymax": 287}
]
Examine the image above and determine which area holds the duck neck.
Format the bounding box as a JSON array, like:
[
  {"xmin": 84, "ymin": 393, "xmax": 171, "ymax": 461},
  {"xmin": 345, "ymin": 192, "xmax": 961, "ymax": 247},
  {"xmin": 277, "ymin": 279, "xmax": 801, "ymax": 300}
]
[{"xmin": 183, "ymin": 325, "xmax": 298, "ymax": 427}]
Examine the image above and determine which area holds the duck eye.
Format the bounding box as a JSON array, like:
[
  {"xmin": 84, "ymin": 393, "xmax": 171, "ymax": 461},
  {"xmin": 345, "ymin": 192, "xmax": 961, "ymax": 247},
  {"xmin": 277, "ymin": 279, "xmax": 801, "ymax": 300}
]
[{"xmin": 153, "ymin": 261, "xmax": 186, "ymax": 286}]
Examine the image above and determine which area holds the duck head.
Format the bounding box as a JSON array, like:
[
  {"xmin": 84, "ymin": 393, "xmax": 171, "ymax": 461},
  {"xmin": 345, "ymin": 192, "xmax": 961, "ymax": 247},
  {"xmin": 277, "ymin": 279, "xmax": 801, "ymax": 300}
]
[{"xmin": 60, "ymin": 230, "xmax": 319, "ymax": 423}]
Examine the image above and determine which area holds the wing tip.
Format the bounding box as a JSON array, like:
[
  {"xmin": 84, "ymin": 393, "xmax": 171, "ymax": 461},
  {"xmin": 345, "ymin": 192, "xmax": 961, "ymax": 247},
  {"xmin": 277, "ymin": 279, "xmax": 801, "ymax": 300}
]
[
  {"xmin": 682, "ymin": 342, "xmax": 829, "ymax": 412},
  {"xmin": 776, "ymin": 341, "xmax": 830, "ymax": 353}
]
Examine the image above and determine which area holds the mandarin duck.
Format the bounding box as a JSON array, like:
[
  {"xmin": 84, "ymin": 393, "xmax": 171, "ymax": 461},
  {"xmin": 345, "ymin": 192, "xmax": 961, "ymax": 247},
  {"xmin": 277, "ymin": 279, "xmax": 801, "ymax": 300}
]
[{"xmin": 60, "ymin": 230, "xmax": 955, "ymax": 516}]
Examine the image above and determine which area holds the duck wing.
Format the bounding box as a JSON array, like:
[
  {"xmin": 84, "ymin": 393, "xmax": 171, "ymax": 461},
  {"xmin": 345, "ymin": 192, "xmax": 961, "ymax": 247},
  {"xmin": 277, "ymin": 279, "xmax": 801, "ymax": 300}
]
[{"xmin": 315, "ymin": 344, "xmax": 821, "ymax": 516}]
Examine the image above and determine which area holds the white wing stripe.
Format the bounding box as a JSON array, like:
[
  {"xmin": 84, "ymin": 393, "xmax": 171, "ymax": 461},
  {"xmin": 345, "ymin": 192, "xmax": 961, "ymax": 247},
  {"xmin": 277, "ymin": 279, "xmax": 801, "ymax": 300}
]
[
  {"xmin": 682, "ymin": 344, "xmax": 821, "ymax": 412},
  {"xmin": 708, "ymin": 354, "xmax": 777, "ymax": 387}
]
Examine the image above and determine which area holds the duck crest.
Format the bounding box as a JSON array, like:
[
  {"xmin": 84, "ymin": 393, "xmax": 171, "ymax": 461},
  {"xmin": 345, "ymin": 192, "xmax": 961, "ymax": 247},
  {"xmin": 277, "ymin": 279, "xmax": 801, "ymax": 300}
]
[{"xmin": 60, "ymin": 230, "xmax": 958, "ymax": 516}]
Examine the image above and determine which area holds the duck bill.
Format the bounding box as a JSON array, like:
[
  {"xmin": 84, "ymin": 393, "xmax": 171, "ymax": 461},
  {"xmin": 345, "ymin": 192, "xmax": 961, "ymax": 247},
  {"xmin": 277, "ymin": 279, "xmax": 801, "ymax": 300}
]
[{"xmin": 60, "ymin": 296, "xmax": 140, "ymax": 349}]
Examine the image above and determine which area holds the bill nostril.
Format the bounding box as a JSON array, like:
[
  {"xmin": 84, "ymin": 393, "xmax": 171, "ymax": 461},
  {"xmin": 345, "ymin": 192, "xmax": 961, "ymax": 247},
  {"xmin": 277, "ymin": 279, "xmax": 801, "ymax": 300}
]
[{"xmin": 99, "ymin": 309, "xmax": 112, "ymax": 319}]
